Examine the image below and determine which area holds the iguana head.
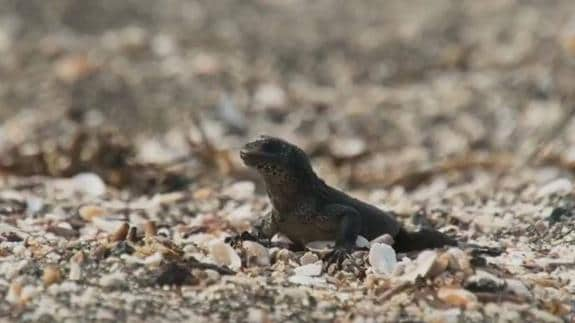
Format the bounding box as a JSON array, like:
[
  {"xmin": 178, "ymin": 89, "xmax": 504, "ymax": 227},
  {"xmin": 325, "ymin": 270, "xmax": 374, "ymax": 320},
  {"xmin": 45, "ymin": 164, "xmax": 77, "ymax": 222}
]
[{"xmin": 240, "ymin": 136, "xmax": 314, "ymax": 180}]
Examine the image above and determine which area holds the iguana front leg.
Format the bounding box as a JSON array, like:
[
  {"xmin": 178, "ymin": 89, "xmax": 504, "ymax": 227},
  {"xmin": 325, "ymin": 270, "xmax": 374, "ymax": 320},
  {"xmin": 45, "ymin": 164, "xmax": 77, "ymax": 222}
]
[
  {"xmin": 322, "ymin": 204, "xmax": 362, "ymax": 267},
  {"xmin": 226, "ymin": 211, "xmax": 278, "ymax": 248}
]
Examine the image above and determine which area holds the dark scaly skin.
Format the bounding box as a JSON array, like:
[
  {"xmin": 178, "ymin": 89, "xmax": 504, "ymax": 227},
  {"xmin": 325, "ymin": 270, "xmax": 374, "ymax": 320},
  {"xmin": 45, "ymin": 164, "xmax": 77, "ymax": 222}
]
[{"xmin": 239, "ymin": 136, "xmax": 457, "ymax": 263}]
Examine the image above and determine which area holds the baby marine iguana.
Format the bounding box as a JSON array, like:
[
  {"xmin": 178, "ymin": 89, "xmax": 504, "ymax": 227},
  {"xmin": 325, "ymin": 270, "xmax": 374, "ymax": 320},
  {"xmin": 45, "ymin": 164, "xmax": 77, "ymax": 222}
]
[{"xmin": 237, "ymin": 136, "xmax": 457, "ymax": 264}]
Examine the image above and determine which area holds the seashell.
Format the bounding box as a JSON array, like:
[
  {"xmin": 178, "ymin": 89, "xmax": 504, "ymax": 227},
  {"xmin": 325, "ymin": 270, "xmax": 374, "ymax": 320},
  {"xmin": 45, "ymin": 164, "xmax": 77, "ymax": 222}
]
[
  {"xmin": 42, "ymin": 265, "xmax": 62, "ymax": 286},
  {"xmin": 242, "ymin": 241, "xmax": 270, "ymax": 266},
  {"xmin": 293, "ymin": 261, "xmax": 323, "ymax": 277},
  {"xmin": 79, "ymin": 205, "xmax": 107, "ymax": 222},
  {"xmin": 300, "ymin": 252, "xmax": 319, "ymax": 265},
  {"xmin": 209, "ymin": 240, "xmax": 242, "ymax": 270},
  {"xmin": 437, "ymin": 287, "xmax": 478, "ymax": 309},
  {"xmin": 368, "ymin": 243, "xmax": 397, "ymax": 276}
]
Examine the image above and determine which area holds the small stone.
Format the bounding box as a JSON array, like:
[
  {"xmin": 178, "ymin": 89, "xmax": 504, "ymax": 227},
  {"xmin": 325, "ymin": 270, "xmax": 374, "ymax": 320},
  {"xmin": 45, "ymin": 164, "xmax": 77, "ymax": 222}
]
[
  {"xmin": 534, "ymin": 220, "xmax": 548, "ymax": 235},
  {"xmin": 71, "ymin": 173, "xmax": 107, "ymax": 197},
  {"xmin": 109, "ymin": 222, "xmax": 129, "ymax": 242},
  {"xmin": 505, "ymin": 279, "xmax": 532, "ymax": 299},
  {"xmin": 42, "ymin": 265, "xmax": 62, "ymax": 286},
  {"xmin": 446, "ymin": 248, "xmax": 473, "ymax": 275},
  {"xmin": 20, "ymin": 285, "xmax": 39, "ymax": 304},
  {"xmin": 465, "ymin": 270, "xmax": 505, "ymax": 293},
  {"xmin": 144, "ymin": 220, "xmax": 157, "ymax": 237},
  {"xmin": 300, "ymin": 252, "xmax": 319, "ymax": 265},
  {"xmin": 254, "ymin": 83, "xmax": 287, "ymax": 111},
  {"xmin": 293, "ymin": 261, "xmax": 323, "ymax": 277},
  {"xmin": 143, "ymin": 252, "xmax": 164, "ymax": 267},
  {"xmin": 127, "ymin": 226, "xmax": 138, "ymax": 243},
  {"xmin": 93, "ymin": 217, "xmax": 125, "ymax": 233},
  {"xmin": 288, "ymin": 275, "xmax": 326, "ymax": 286},
  {"xmin": 437, "ymin": 287, "xmax": 478, "ymax": 309},
  {"xmin": 355, "ymin": 235, "xmax": 370, "ymax": 248},
  {"xmin": 204, "ymin": 269, "xmax": 220, "ymax": 284},
  {"xmin": 305, "ymin": 240, "xmax": 335, "ymax": 254},
  {"xmin": 155, "ymin": 262, "xmax": 194, "ymax": 286},
  {"xmin": 275, "ymin": 248, "xmax": 294, "ymax": 262},
  {"xmin": 227, "ymin": 204, "xmax": 257, "ymax": 232},
  {"xmin": 424, "ymin": 308, "xmax": 462, "ymax": 323},
  {"xmin": 400, "ymin": 250, "xmax": 439, "ymax": 283},
  {"xmin": 99, "ymin": 272, "xmax": 126, "ymax": 288},
  {"xmin": 222, "ymin": 181, "xmax": 255, "ymax": 200},
  {"xmin": 328, "ymin": 137, "xmax": 367, "ymax": 159},
  {"xmin": 5, "ymin": 280, "xmax": 22, "ymax": 304},
  {"xmin": 69, "ymin": 261, "xmax": 82, "ymax": 281},
  {"xmin": 242, "ymin": 241, "xmax": 270, "ymax": 267},
  {"xmin": 537, "ymin": 178, "xmax": 573, "ymax": 197},
  {"xmin": 54, "ymin": 54, "xmax": 96, "ymax": 83},
  {"xmin": 208, "ymin": 240, "xmax": 242, "ymax": 270},
  {"xmin": 79, "ymin": 205, "xmax": 107, "ymax": 222},
  {"xmin": 368, "ymin": 243, "xmax": 397, "ymax": 276}
]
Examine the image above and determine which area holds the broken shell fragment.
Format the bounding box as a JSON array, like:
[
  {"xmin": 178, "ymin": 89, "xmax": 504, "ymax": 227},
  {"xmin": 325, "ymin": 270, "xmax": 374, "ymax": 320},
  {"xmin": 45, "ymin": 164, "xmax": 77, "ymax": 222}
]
[
  {"xmin": 109, "ymin": 222, "xmax": 129, "ymax": 242},
  {"xmin": 300, "ymin": 252, "xmax": 319, "ymax": 265},
  {"xmin": 209, "ymin": 240, "xmax": 242, "ymax": 270},
  {"xmin": 79, "ymin": 205, "xmax": 107, "ymax": 222},
  {"xmin": 242, "ymin": 240, "xmax": 270, "ymax": 266},
  {"xmin": 293, "ymin": 261, "xmax": 323, "ymax": 277},
  {"xmin": 42, "ymin": 265, "xmax": 62, "ymax": 286},
  {"xmin": 437, "ymin": 287, "xmax": 478, "ymax": 309},
  {"xmin": 305, "ymin": 240, "xmax": 335, "ymax": 254}
]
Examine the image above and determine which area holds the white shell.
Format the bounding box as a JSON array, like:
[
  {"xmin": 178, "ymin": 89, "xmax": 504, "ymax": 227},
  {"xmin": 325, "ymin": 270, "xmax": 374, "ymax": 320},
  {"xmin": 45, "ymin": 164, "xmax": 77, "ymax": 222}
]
[
  {"xmin": 293, "ymin": 261, "xmax": 323, "ymax": 277},
  {"xmin": 305, "ymin": 240, "xmax": 335, "ymax": 254},
  {"xmin": 242, "ymin": 241, "xmax": 270, "ymax": 266},
  {"xmin": 399, "ymin": 250, "xmax": 438, "ymax": 283},
  {"xmin": 209, "ymin": 240, "xmax": 242, "ymax": 271},
  {"xmin": 368, "ymin": 243, "xmax": 397, "ymax": 276},
  {"xmin": 71, "ymin": 173, "xmax": 107, "ymax": 197}
]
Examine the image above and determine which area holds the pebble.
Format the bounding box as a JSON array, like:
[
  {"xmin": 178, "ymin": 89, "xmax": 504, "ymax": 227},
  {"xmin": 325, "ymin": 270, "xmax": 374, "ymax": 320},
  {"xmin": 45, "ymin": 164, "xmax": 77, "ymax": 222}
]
[
  {"xmin": 355, "ymin": 235, "xmax": 370, "ymax": 248},
  {"xmin": 227, "ymin": 204, "xmax": 257, "ymax": 232},
  {"xmin": 69, "ymin": 261, "xmax": 82, "ymax": 281},
  {"xmin": 242, "ymin": 240, "xmax": 270, "ymax": 266},
  {"xmin": 400, "ymin": 250, "xmax": 440, "ymax": 283},
  {"xmin": 293, "ymin": 261, "xmax": 322, "ymax": 277},
  {"xmin": 300, "ymin": 252, "xmax": 319, "ymax": 265},
  {"xmin": 222, "ymin": 181, "xmax": 255, "ymax": 200},
  {"xmin": 42, "ymin": 265, "xmax": 62, "ymax": 286},
  {"xmin": 208, "ymin": 240, "xmax": 242, "ymax": 270},
  {"xmin": 437, "ymin": 287, "xmax": 478, "ymax": 309},
  {"xmin": 446, "ymin": 248, "xmax": 473, "ymax": 275},
  {"xmin": 288, "ymin": 275, "xmax": 326, "ymax": 286},
  {"xmin": 505, "ymin": 279, "xmax": 532, "ymax": 299},
  {"xmin": 71, "ymin": 173, "xmax": 107, "ymax": 197},
  {"xmin": 108, "ymin": 222, "xmax": 129, "ymax": 242},
  {"xmin": 465, "ymin": 270, "xmax": 505, "ymax": 293},
  {"xmin": 20, "ymin": 285, "xmax": 39, "ymax": 304},
  {"xmin": 5, "ymin": 280, "xmax": 22, "ymax": 304},
  {"xmin": 99, "ymin": 272, "xmax": 127, "ymax": 288},
  {"xmin": 253, "ymin": 83, "xmax": 287, "ymax": 111},
  {"xmin": 92, "ymin": 216, "xmax": 126, "ymax": 233},
  {"xmin": 328, "ymin": 137, "xmax": 367, "ymax": 159},
  {"xmin": 537, "ymin": 178, "xmax": 573, "ymax": 198},
  {"xmin": 305, "ymin": 240, "xmax": 334, "ymax": 254},
  {"xmin": 79, "ymin": 205, "xmax": 107, "ymax": 222}
]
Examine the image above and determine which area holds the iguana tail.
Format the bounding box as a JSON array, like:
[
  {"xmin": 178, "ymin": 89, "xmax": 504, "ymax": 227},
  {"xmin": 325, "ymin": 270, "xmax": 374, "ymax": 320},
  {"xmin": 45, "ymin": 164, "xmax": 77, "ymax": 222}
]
[{"xmin": 393, "ymin": 227, "xmax": 457, "ymax": 253}]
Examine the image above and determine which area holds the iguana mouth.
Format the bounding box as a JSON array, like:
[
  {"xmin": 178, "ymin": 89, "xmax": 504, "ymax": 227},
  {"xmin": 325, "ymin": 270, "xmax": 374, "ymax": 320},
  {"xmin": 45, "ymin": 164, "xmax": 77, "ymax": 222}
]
[{"xmin": 240, "ymin": 148, "xmax": 274, "ymax": 166}]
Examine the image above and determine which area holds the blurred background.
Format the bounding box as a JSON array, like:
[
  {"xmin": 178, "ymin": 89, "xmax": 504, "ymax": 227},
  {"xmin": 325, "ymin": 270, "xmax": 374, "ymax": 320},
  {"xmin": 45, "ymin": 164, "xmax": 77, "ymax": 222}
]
[{"xmin": 1, "ymin": 0, "xmax": 575, "ymax": 192}]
